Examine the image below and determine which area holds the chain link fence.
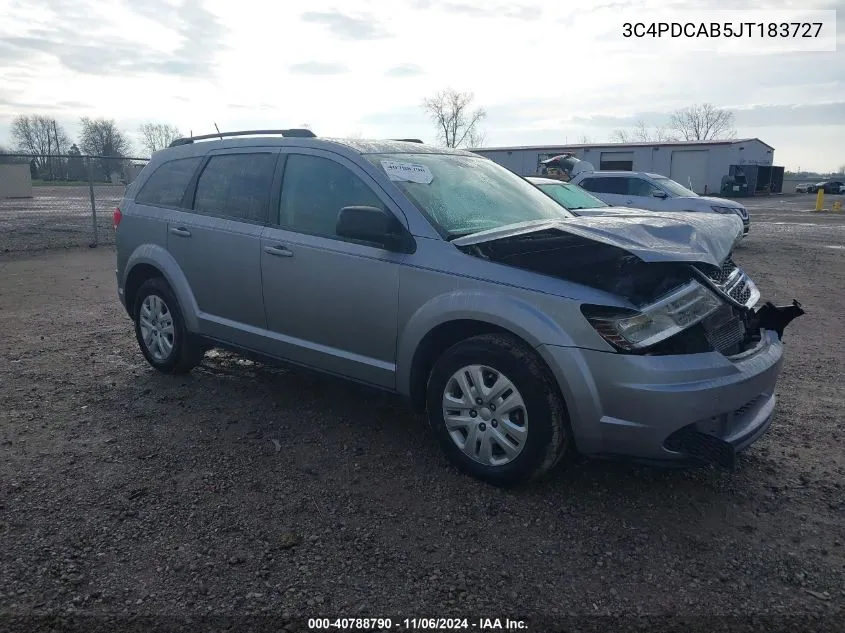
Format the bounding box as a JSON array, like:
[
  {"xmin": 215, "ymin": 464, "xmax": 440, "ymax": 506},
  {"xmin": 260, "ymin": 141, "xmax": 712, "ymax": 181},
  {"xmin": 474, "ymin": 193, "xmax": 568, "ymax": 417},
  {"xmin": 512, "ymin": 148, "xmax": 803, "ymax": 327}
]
[{"xmin": 0, "ymin": 153, "xmax": 149, "ymax": 253}]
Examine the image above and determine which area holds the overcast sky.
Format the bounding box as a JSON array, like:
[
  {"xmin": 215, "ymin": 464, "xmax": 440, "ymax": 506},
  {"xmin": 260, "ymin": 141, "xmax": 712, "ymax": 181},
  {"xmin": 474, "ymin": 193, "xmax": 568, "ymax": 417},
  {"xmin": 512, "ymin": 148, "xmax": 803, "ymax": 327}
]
[{"xmin": 0, "ymin": 0, "xmax": 842, "ymax": 172}]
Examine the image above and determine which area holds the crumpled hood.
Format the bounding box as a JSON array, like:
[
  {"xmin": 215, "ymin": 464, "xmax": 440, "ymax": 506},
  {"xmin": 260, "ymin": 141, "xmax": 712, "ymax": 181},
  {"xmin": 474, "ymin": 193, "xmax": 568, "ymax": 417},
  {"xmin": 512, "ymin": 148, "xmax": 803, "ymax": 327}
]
[{"xmin": 452, "ymin": 211, "xmax": 743, "ymax": 268}]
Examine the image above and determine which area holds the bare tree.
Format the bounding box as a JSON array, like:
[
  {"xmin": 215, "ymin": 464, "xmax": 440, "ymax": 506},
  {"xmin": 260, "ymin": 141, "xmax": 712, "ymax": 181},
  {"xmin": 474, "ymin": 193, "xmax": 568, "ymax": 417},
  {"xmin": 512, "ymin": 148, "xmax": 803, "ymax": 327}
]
[
  {"xmin": 578, "ymin": 135, "xmax": 592, "ymax": 144},
  {"xmin": 669, "ymin": 103, "xmax": 736, "ymax": 141},
  {"xmin": 466, "ymin": 128, "xmax": 486, "ymax": 148},
  {"xmin": 138, "ymin": 122, "xmax": 181, "ymax": 156},
  {"xmin": 79, "ymin": 117, "xmax": 132, "ymax": 179},
  {"xmin": 612, "ymin": 119, "xmax": 677, "ymax": 144},
  {"xmin": 10, "ymin": 115, "xmax": 70, "ymax": 179},
  {"xmin": 422, "ymin": 88, "xmax": 487, "ymax": 148},
  {"xmin": 611, "ymin": 128, "xmax": 631, "ymax": 143},
  {"xmin": 836, "ymin": 164, "xmax": 845, "ymax": 176}
]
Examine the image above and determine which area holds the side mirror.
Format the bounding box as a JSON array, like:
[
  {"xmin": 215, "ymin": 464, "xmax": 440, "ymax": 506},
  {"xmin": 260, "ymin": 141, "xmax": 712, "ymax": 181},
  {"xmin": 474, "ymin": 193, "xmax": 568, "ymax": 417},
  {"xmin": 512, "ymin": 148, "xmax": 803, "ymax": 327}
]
[
  {"xmin": 336, "ymin": 206, "xmax": 415, "ymax": 253},
  {"xmin": 652, "ymin": 189, "xmax": 668, "ymax": 198}
]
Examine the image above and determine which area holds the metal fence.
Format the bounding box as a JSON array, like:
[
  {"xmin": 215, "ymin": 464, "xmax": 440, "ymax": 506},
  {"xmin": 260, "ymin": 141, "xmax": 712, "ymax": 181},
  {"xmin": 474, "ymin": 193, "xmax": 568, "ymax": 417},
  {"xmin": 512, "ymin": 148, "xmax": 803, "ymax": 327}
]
[{"xmin": 0, "ymin": 153, "xmax": 149, "ymax": 253}]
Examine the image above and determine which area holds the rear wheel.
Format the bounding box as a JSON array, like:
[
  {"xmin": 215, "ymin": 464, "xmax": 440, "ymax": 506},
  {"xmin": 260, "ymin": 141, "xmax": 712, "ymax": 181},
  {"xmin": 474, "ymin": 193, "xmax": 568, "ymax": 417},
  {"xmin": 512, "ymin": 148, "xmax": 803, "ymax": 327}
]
[
  {"xmin": 425, "ymin": 333, "xmax": 570, "ymax": 486},
  {"xmin": 133, "ymin": 278, "xmax": 204, "ymax": 374}
]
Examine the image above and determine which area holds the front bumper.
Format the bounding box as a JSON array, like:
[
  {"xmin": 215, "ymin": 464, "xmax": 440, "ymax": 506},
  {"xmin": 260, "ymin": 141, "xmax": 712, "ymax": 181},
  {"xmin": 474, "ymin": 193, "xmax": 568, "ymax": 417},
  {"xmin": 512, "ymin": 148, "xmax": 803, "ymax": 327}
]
[{"xmin": 538, "ymin": 329, "xmax": 784, "ymax": 464}]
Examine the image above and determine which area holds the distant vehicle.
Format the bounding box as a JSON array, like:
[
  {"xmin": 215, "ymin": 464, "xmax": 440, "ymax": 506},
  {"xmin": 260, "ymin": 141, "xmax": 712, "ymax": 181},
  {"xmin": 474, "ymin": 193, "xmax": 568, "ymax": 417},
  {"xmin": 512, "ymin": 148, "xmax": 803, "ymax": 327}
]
[
  {"xmin": 815, "ymin": 181, "xmax": 844, "ymax": 195},
  {"xmin": 569, "ymin": 170, "xmax": 751, "ymax": 236},
  {"xmin": 537, "ymin": 154, "xmax": 595, "ymax": 181},
  {"xmin": 525, "ymin": 177, "xmax": 610, "ymax": 214},
  {"xmin": 794, "ymin": 183, "xmax": 813, "ymax": 193},
  {"xmin": 840, "ymin": 184, "xmax": 845, "ymax": 195}
]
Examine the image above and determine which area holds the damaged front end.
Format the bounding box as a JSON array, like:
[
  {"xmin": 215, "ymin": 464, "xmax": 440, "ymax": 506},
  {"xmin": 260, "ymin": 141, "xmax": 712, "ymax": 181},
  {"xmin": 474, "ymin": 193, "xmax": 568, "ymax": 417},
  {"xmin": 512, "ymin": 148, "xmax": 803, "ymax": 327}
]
[
  {"xmin": 455, "ymin": 218, "xmax": 805, "ymax": 470},
  {"xmin": 455, "ymin": 220, "xmax": 804, "ymax": 358}
]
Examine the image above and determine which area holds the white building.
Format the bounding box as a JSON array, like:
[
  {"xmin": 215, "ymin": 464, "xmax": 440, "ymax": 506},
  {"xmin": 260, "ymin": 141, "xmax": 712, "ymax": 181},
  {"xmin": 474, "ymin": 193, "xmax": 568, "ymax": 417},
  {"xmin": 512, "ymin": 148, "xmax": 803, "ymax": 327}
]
[{"xmin": 470, "ymin": 138, "xmax": 780, "ymax": 195}]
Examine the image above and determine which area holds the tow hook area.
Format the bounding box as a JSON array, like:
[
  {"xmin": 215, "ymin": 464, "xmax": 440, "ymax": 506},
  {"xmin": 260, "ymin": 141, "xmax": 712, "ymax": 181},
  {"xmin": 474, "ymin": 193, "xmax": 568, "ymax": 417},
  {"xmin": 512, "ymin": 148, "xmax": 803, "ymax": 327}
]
[
  {"xmin": 665, "ymin": 426, "xmax": 736, "ymax": 471},
  {"xmin": 752, "ymin": 299, "xmax": 805, "ymax": 340}
]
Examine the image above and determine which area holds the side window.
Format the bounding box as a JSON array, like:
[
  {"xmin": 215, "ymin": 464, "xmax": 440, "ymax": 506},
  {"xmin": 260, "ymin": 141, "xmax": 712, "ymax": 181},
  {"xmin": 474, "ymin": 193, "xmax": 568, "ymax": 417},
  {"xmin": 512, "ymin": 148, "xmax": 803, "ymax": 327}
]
[
  {"xmin": 627, "ymin": 178, "xmax": 660, "ymax": 197},
  {"xmin": 587, "ymin": 177, "xmax": 627, "ymax": 195},
  {"xmin": 193, "ymin": 153, "xmax": 277, "ymax": 223},
  {"xmin": 279, "ymin": 154, "xmax": 386, "ymax": 238},
  {"xmin": 135, "ymin": 157, "xmax": 202, "ymax": 207},
  {"xmin": 579, "ymin": 178, "xmax": 598, "ymax": 192}
]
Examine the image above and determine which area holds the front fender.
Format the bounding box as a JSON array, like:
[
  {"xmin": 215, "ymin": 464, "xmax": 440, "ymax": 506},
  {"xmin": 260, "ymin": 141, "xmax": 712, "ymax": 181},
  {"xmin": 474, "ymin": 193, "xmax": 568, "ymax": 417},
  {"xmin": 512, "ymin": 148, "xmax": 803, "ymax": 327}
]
[
  {"xmin": 395, "ymin": 289, "xmax": 578, "ymax": 397},
  {"xmin": 124, "ymin": 244, "xmax": 200, "ymax": 332}
]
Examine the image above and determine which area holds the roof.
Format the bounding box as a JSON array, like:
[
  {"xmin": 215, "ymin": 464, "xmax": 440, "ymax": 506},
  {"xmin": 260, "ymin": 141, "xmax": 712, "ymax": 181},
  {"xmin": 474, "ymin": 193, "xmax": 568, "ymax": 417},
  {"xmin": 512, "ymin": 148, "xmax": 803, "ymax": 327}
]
[
  {"xmin": 573, "ymin": 171, "xmax": 665, "ymax": 178},
  {"xmin": 526, "ymin": 176, "xmax": 574, "ymax": 185},
  {"xmin": 159, "ymin": 133, "xmax": 474, "ymax": 157},
  {"xmin": 470, "ymin": 138, "xmax": 775, "ymax": 152},
  {"xmin": 323, "ymin": 138, "xmax": 475, "ymax": 155}
]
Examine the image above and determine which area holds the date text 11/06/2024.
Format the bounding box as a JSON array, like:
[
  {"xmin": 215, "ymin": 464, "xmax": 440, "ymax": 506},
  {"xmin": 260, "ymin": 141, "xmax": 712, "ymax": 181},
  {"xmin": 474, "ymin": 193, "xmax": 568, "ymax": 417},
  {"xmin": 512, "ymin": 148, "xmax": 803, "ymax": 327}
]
[{"xmin": 308, "ymin": 618, "xmax": 528, "ymax": 630}]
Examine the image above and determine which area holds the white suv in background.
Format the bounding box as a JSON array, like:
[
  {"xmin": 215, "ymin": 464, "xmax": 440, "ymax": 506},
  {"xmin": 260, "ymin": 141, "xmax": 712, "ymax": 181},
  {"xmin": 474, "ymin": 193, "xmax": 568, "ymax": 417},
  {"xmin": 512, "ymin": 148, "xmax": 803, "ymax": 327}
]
[{"xmin": 570, "ymin": 171, "xmax": 750, "ymax": 236}]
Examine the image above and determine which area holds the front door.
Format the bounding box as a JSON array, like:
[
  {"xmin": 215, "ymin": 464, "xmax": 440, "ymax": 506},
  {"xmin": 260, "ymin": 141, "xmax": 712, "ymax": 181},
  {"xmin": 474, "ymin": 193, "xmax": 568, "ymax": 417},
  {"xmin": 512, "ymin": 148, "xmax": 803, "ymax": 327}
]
[
  {"xmin": 259, "ymin": 150, "xmax": 404, "ymax": 389},
  {"xmin": 625, "ymin": 176, "xmax": 673, "ymax": 212}
]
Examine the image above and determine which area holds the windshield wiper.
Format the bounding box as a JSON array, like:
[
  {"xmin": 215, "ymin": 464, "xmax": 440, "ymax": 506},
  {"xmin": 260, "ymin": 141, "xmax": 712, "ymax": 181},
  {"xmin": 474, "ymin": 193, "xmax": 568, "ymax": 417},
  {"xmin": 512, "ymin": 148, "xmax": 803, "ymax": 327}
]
[{"xmin": 445, "ymin": 231, "xmax": 478, "ymax": 241}]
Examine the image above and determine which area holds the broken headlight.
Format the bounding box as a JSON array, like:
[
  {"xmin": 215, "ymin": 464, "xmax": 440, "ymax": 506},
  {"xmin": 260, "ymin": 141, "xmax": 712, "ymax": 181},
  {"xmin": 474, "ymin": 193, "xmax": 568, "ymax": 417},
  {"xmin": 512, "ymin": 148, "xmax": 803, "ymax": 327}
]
[{"xmin": 581, "ymin": 280, "xmax": 723, "ymax": 351}]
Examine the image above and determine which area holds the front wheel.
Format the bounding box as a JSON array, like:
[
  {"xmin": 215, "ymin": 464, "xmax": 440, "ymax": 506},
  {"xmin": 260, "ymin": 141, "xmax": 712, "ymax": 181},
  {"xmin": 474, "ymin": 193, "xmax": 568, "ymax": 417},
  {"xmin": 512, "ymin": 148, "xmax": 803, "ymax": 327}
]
[{"xmin": 425, "ymin": 333, "xmax": 570, "ymax": 486}]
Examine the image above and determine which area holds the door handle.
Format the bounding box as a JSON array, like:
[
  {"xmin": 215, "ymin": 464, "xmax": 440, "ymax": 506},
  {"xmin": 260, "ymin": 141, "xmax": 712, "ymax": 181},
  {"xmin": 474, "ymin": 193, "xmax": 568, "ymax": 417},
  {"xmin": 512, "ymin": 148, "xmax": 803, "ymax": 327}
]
[
  {"xmin": 264, "ymin": 245, "xmax": 294, "ymax": 258},
  {"xmin": 625, "ymin": 199, "xmax": 633, "ymax": 205},
  {"xmin": 170, "ymin": 227, "xmax": 191, "ymax": 238}
]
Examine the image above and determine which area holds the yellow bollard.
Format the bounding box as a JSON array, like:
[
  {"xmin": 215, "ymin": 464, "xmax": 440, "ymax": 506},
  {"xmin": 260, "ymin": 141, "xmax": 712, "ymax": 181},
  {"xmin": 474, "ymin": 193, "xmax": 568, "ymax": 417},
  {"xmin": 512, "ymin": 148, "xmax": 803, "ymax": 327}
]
[{"xmin": 815, "ymin": 189, "xmax": 824, "ymax": 211}]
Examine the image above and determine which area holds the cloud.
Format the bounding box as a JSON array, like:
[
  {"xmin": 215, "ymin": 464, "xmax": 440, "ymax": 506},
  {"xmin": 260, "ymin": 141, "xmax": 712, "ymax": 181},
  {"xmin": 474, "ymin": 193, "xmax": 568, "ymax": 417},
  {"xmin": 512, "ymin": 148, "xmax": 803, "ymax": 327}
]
[
  {"xmin": 288, "ymin": 61, "xmax": 350, "ymax": 75},
  {"xmin": 358, "ymin": 104, "xmax": 426, "ymax": 125},
  {"xmin": 0, "ymin": 95, "xmax": 93, "ymax": 113},
  {"xmin": 732, "ymin": 102, "xmax": 845, "ymax": 128},
  {"xmin": 414, "ymin": 0, "xmax": 542, "ymax": 19},
  {"xmin": 385, "ymin": 63, "xmax": 424, "ymax": 78},
  {"xmin": 0, "ymin": 0, "xmax": 226, "ymax": 79},
  {"xmin": 300, "ymin": 9, "xmax": 391, "ymax": 40}
]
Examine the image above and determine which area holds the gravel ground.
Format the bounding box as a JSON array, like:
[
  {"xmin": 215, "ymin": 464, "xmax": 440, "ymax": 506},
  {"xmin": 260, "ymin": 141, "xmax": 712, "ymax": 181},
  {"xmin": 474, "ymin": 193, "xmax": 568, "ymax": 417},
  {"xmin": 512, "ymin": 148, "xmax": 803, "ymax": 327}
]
[
  {"xmin": 1, "ymin": 198, "xmax": 844, "ymax": 632},
  {"xmin": 0, "ymin": 185, "xmax": 126, "ymax": 253}
]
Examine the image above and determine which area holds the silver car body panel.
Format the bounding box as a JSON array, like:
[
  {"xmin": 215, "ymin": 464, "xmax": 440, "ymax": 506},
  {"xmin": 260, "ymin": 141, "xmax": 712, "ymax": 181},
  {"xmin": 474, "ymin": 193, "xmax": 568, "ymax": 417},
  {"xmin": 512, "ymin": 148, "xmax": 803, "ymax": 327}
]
[
  {"xmin": 116, "ymin": 136, "xmax": 794, "ymax": 463},
  {"xmin": 452, "ymin": 212, "xmax": 744, "ymax": 268}
]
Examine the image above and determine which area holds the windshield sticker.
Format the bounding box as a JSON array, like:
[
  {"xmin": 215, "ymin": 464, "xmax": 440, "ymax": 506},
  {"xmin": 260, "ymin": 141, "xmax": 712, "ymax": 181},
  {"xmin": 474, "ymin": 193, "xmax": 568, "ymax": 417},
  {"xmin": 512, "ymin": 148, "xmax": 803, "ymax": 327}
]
[{"xmin": 380, "ymin": 160, "xmax": 433, "ymax": 184}]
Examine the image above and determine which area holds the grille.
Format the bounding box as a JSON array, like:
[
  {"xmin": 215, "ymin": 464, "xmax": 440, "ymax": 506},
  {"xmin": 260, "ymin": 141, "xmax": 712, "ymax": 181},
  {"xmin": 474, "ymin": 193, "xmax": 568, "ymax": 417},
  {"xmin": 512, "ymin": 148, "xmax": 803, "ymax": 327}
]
[
  {"xmin": 709, "ymin": 257, "xmax": 738, "ymax": 284},
  {"xmin": 696, "ymin": 257, "xmax": 758, "ymax": 308},
  {"xmin": 734, "ymin": 396, "xmax": 761, "ymax": 419}
]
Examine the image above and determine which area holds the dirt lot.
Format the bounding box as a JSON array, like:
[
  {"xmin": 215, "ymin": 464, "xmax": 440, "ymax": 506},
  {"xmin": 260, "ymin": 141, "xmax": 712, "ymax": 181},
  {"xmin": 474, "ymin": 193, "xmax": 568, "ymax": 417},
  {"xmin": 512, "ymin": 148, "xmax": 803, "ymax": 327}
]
[
  {"xmin": 1, "ymin": 198, "xmax": 844, "ymax": 632},
  {"xmin": 0, "ymin": 185, "xmax": 125, "ymax": 253}
]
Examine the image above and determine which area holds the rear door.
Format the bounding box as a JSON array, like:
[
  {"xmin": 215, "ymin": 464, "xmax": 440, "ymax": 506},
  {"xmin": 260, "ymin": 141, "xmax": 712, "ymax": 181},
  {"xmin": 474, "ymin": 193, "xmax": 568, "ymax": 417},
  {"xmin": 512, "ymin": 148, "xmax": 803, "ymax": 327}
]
[
  {"xmin": 577, "ymin": 176, "xmax": 630, "ymax": 207},
  {"xmin": 166, "ymin": 147, "xmax": 280, "ymax": 347},
  {"xmin": 259, "ymin": 149, "xmax": 403, "ymax": 389}
]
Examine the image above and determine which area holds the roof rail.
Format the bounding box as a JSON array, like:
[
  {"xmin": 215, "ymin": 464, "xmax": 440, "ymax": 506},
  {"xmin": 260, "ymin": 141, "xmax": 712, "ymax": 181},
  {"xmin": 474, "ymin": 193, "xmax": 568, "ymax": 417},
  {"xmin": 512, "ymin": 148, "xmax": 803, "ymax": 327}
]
[
  {"xmin": 391, "ymin": 138, "xmax": 424, "ymax": 143},
  {"xmin": 169, "ymin": 128, "xmax": 316, "ymax": 147}
]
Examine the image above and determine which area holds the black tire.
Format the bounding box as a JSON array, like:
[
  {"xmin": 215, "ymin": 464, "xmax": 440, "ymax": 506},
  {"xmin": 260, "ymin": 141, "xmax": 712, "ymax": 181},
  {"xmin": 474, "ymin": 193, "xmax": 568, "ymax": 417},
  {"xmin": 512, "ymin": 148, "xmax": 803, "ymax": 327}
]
[
  {"xmin": 133, "ymin": 277, "xmax": 204, "ymax": 374},
  {"xmin": 425, "ymin": 333, "xmax": 570, "ymax": 486}
]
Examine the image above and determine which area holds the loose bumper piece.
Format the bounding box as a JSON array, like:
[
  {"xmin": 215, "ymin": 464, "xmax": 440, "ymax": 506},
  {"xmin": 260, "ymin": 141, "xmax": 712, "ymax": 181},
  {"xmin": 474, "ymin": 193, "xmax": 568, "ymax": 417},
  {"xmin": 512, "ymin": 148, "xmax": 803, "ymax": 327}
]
[{"xmin": 752, "ymin": 300, "xmax": 805, "ymax": 340}]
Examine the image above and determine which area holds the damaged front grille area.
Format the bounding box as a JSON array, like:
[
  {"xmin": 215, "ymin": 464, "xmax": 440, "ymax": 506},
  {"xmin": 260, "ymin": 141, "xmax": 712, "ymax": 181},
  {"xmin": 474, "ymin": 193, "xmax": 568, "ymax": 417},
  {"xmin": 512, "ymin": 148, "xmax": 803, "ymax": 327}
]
[
  {"xmin": 695, "ymin": 257, "xmax": 759, "ymax": 309},
  {"xmin": 701, "ymin": 305, "xmax": 747, "ymax": 355},
  {"xmin": 647, "ymin": 304, "xmax": 754, "ymax": 356}
]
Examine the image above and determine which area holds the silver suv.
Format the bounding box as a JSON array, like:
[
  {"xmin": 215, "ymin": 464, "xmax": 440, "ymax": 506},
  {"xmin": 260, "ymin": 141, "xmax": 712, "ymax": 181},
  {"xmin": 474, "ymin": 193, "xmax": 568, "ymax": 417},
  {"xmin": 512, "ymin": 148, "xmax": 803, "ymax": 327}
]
[{"xmin": 115, "ymin": 130, "xmax": 803, "ymax": 485}]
